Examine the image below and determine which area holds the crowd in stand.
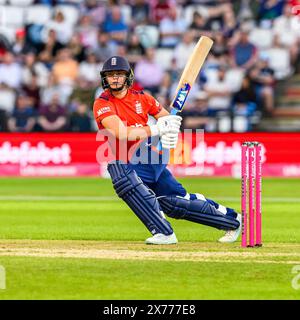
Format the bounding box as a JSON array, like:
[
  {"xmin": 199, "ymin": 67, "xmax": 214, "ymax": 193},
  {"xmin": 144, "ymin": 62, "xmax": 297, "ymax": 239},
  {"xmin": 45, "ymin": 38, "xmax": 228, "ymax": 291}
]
[{"xmin": 0, "ymin": 0, "xmax": 299, "ymax": 133}]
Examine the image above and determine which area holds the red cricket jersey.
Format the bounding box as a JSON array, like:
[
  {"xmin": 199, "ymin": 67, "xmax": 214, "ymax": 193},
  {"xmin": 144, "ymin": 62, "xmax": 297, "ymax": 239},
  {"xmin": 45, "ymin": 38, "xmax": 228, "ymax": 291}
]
[{"xmin": 93, "ymin": 88, "xmax": 162, "ymax": 161}]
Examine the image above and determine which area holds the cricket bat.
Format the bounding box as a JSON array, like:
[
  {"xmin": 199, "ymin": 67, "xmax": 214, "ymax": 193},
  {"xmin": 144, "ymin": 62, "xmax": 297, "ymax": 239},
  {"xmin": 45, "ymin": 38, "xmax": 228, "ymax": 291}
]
[{"xmin": 157, "ymin": 35, "xmax": 213, "ymax": 150}]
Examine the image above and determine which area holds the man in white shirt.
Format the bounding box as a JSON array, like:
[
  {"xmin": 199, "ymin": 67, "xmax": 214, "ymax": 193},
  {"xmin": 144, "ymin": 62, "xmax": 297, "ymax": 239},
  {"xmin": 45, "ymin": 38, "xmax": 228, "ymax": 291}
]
[
  {"xmin": 173, "ymin": 30, "xmax": 196, "ymax": 70},
  {"xmin": 159, "ymin": 7, "xmax": 187, "ymax": 48},
  {"xmin": 0, "ymin": 52, "xmax": 22, "ymax": 89}
]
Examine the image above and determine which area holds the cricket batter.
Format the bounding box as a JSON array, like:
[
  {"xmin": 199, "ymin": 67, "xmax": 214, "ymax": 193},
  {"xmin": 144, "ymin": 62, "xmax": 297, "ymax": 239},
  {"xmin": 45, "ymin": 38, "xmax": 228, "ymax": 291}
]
[{"xmin": 93, "ymin": 56, "xmax": 241, "ymax": 244}]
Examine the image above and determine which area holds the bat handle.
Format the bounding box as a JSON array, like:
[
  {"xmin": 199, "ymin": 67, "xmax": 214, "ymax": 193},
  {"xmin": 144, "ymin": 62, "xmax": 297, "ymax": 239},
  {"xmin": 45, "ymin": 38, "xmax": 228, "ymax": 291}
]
[{"xmin": 156, "ymin": 108, "xmax": 178, "ymax": 151}]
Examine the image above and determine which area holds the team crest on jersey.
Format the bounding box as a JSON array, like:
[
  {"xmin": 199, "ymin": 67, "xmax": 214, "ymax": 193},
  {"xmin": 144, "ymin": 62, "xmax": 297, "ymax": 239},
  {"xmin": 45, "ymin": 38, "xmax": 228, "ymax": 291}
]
[
  {"xmin": 97, "ymin": 106, "xmax": 111, "ymax": 116},
  {"xmin": 135, "ymin": 101, "xmax": 143, "ymax": 114},
  {"xmin": 111, "ymin": 57, "xmax": 117, "ymax": 65}
]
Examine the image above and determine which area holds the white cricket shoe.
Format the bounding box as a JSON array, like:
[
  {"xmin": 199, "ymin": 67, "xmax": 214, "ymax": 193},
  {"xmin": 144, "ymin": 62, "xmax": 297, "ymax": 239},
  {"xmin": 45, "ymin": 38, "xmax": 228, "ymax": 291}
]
[
  {"xmin": 145, "ymin": 232, "xmax": 178, "ymax": 245},
  {"xmin": 218, "ymin": 214, "xmax": 242, "ymax": 243}
]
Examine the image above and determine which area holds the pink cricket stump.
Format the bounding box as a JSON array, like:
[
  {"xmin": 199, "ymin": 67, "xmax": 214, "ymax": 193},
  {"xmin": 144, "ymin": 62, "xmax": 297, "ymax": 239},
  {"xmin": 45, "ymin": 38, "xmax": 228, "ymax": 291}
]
[
  {"xmin": 255, "ymin": 143, "xmax": 262, "ymax": 246},
  {"xmin": 241, "ymin": 143, "xmax": 248, "ymax": 248},
  {"xmin": 248, "ymin": 145, "xmax": 255, "ymax": 247}
]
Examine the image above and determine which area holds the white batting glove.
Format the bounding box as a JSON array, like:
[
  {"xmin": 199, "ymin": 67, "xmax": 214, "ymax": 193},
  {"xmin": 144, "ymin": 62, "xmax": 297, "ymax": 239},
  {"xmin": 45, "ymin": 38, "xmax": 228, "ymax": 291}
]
[
  {"xmin": 150, "ymin": 115, "xmax": 182, "ymax": 137},
  {"xmin": 161, "ymin": 132, "xmax": 179, "ymax": 149}
]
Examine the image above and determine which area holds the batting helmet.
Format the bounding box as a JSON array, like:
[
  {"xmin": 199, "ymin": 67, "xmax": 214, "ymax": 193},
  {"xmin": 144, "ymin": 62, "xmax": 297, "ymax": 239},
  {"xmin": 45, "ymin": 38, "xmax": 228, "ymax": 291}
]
[{"xmin": 100, "ymin": 56, "xmax": 134, "ymax": 90}]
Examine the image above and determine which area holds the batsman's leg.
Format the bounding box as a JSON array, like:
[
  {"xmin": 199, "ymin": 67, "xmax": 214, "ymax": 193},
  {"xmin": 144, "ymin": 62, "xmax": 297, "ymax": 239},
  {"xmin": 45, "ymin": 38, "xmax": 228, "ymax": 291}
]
[
  {"xmin": 107, "ymin": 161, "xmax": 177, "ymax": 244},
  {"xmin": 152, "ymin": 168, "xmax": 241, "ymax": 237}
]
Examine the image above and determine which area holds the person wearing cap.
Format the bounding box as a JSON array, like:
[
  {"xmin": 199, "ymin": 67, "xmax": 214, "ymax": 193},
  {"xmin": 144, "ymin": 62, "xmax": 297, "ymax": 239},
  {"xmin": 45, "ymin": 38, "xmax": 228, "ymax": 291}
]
[{"xmin": 92, "ymin": 56, "xmax": 241, "ymax": 245}]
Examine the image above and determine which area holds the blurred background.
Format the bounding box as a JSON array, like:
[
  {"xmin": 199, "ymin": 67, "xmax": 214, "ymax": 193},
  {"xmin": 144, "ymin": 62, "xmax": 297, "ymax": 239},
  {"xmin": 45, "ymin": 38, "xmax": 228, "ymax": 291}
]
[
  {"xmin": 0, "ymin": 0, "xmax": 300, "ymax": 178},
  {"xmin": 0, "ymin": 0, "xmax": 299, "ymax": 134}
]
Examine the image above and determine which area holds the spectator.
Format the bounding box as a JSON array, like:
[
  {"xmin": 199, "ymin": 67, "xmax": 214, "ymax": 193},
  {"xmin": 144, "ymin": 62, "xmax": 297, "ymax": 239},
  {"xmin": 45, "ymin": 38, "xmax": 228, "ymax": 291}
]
[
  {"xmin": 78, "ymin": 50, "xmax": 103, "ymax": 89},
  {"xmin": 203, "ymin": 64, "xmax": 234, "ymax": 115},
  {"xmin": 126, "ymin": 33, "xmax": 145, "ymax": 66},
  {"xmin": 38, "ymin": 93, "xmax": 67, "ymax": 132},
  {"xmin": 102, "ymin": 6, "xmax": 128, "ymax": 44},
  {"xmin": 46, "ymin": 10, "xmax": 73, "ymax": 45},
  {"xmin": 232, "ymin": 74, "xmax": 258, "ymax": 131},
  {"xmin": 181, "ymin": 90, "xmax": 210, "ymax": 130},
  {"xmin": 134, "ymin": 47, "xmax": 164, "ymax": 94},
  {"xmin": 22, "ymin": 75, "xmax": 41, "ymax": 109},
  {"xmin": 12, "ymin": 29, "xmax": 29, "ymax": 56},
  {"xmin": 69, "ymin": 102, "xmax": 92, "ymax": 132},
  {"xmin": 173, "ymin": 30, "xmax": 196, "ymax": 70},
  {"xmin": 40, "ymin": 29, "xmax": 64, "ymax": 60},
  {"xmin": 132, "ymin": 0, "xmax": 151, "ymax": 26},
  {"xmin": 159, "ymin": 6, "xmax": 187, "ymax": 48},
  {"xmin": 210, "ymin": 30, "xmax": 229, "ymax": 66},
  {"xmin": 273, "ymin": 3, "xmax": 300, "ymax": 64},
  {"xmin": 21, "ymin": 52, "xmax": 38, "ymax": 86},
  {"xmin": 80, "ymin": 0, "xmax": 107, "ymax": 26},
  {"xmin": 0, "ymin": 52, "xmax": 22, "ymax": 89},
  {"xmin": 229, "ymin": 27, "xmax": 258, "ymax": 70},
  {"xmin": 151, "ymin": 0, "xmax": 174, "ymax": 25},
  {"xmin": 189, "ymin": 11, "xmax": 212, "ymax": 39},
  {"xmin": 94, "ymin": 31, "xmax": 117, "ymax": 62},
  {"xmin": 67, "ymin": 33, "xmax": 86, "ymax": 63},
  {"xmin": 248, "ymin": 53, "xmax": 276, "ymax": 115},
  {"xmin": 8, "ymin": 93, "xmax": 36, "ymax": 132},
  {"xmin": 76, "ymin": 15, "xmax": 98, "ymax": 49},
  {"xmin": 50, "ymin": 48, "xmax": 79, "ymax": 102}
]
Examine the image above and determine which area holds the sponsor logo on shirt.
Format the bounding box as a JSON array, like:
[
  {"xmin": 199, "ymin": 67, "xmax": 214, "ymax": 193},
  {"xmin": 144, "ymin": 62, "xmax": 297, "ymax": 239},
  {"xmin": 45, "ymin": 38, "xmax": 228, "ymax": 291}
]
[
  {"xmin": 97, "ymin": 106, "xmax": 111, "ymax": 116},
  {"xmin": 135, "ymin": 101, "xmax": 143, "ymax": 114}
]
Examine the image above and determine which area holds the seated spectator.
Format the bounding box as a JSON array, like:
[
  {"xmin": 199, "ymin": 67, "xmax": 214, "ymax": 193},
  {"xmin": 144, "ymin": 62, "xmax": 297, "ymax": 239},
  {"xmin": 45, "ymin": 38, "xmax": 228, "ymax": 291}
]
[
  {"xmin": 80, "ymin": 0, "xmax": 107, "ymax": 26},
  {"xmin": 126, "ymin": 33, "xmax": 145, "ymax": 66},
  {"xmin": 211, "ymin": 30, "xmax": 229, "ymax": 59},
  {"xmin": 22, "ymin": 75, "xmax": 41, "ymax": 109},
  {"xmin": 248, "ymin": 54, "xmax": 276, "ymax": 115},
  {"xmin": 94, "ymin": 31, "xmax": 117, "ymax": 62},
  {"xmin": 232, "ymin": 75, "xmax": 258, "ymax": 131},
  {"xmin": 40, "ymin": 29, "xmax": 65, "ymax": 60},
  {"xmin": 21, "ymin": 52, "xmax": 39, "ymax": 86},
  {"xmin": 0, "ymin": 52, "xmax": 22, "ymax": 89},
  {"xmin": 273, "ymin": 3, "xmax": 300, "ymax": 64},
  {"xmin": 76, "ymin": 15, "xmax": 98, "ymax": 49},
  {"xmin": 8, "ymin": 93, "xmax": 36, "ymax": 132},
  {"xmin": 159, "ymin": 6, "xmax": 187, "ymax": 48},
  {"xmin": 12, "ymin": 29, "xmax": 30, "ymax": 56},
  {"xmin": 38, "ymin": 94, "xmax": 67, "ymax": 132},
  {"xmin": 203, "ymin": 64, "xmax": 234, "ymax": 115},
  {"xmin": 173, "ymin": 30, "xmax": 196, "ymax": 70},
  {"xmin": 134, "ymin": 47, "xmax": 164, "ymax": 94},
  {"xmin": 102, "ymin": 6, "xmax": 128, "ymax": 45},
  {"xmin": 50, "ymin": 48, "xmax": 79, "ymax": 102},
  {"xmin": 78, "ymin": 50, "xmax": 103, "ymax": 89},
  {"xmin": 229, "ymin": 26, "xmax": 258, "ymax": 70},
  {"xmin": 46, "ymin": 10, "xmax": 73, "ymax": 45},
  {"xmin": 257, "ymin": 0, "xmax": 285, "ymax": 21},
  {"xmin": 189, "ymin": 11, "xmax": 212, "ymax": 39},
  {"xmin": 67, "ymin": 33, "xmax": 86, "ymax": 63},
  {"xmin": 150, "ymin": 0, "xmax": 174, "ymax": 25},
  {"xmin": 132, "ymin": 0, "xmax": 151, "ymax": 26},
  {"xmin": 69, "ymin": 102, "xmax": 92, "ymax": 132}
]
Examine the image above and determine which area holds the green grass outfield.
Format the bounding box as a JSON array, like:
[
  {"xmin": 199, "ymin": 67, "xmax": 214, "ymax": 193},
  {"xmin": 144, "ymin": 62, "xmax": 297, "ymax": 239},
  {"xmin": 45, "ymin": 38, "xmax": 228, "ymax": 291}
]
[{"xmin": 0, "ymin": 177, "xmax": 300, "ymax": 300}]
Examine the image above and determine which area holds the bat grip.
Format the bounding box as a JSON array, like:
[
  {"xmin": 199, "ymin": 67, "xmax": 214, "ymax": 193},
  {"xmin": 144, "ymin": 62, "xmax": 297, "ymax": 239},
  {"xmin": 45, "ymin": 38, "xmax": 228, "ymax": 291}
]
[{"xmin": 156, "ymin": 108, "xmax": 178, "ymax": 151}]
